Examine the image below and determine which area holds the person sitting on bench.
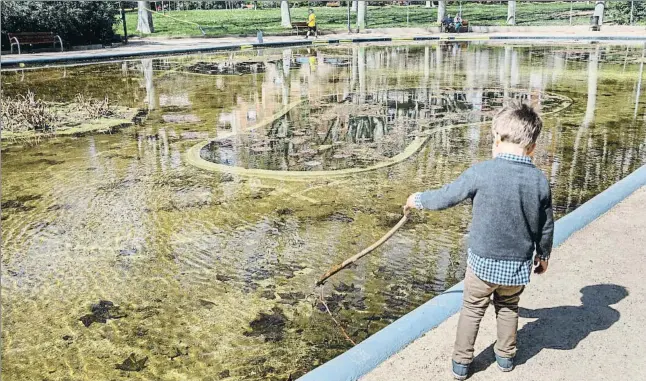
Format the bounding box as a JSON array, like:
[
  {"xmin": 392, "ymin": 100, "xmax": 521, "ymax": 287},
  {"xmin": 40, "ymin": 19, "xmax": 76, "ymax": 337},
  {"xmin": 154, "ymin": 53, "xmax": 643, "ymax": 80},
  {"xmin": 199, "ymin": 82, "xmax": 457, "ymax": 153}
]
[
  {"xmin": 455, "ymin": 14, "xmax": 463, "ymax": 32},
  {"xmin": 442, "ymin": 14, "xmax": 454, "ymax": 32}
]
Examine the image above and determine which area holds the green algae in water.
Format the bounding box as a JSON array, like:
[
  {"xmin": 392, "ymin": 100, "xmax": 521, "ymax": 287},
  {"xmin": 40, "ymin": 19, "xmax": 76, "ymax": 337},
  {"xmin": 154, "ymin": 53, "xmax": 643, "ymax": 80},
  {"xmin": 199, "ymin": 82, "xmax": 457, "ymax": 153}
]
[{"xmin": 1, "ymin": 42, "xmax": 645, "ymax": 380}]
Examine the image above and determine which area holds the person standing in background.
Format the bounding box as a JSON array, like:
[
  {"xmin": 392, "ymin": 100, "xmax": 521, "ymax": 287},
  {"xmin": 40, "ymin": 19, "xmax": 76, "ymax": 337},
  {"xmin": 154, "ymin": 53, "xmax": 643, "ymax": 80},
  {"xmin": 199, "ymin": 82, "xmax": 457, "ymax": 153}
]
[{"xmin": 305, "ymin": 9, "xmax": 317, "ymax": 39}]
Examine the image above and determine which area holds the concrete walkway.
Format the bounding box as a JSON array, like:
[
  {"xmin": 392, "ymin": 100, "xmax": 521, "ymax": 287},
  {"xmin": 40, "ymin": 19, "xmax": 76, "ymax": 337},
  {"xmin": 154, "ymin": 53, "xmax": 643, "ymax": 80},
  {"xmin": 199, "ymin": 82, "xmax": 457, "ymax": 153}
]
[
  {"xmin": 2, "ymin": 26, "xmax": 645, "ymax": 68},
  {"xmin": 363, "ymin": 186, "xmax": 646, "ymax": 381}
]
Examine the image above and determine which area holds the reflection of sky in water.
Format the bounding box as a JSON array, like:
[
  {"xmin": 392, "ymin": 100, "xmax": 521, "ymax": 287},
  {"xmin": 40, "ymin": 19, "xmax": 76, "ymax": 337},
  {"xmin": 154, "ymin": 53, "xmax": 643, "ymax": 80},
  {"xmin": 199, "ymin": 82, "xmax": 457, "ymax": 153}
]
[{"xmin": 0, "ymin": 42, "xmax": 645, "ymax": 381}]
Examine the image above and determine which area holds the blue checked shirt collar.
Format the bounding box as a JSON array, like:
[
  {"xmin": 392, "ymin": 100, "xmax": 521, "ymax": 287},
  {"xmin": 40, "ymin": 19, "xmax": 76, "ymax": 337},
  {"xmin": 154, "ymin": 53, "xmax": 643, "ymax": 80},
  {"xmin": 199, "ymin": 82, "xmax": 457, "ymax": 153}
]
[{"xmin": 496, "ymin": 153, "xmax": 533, "ymax": 165}]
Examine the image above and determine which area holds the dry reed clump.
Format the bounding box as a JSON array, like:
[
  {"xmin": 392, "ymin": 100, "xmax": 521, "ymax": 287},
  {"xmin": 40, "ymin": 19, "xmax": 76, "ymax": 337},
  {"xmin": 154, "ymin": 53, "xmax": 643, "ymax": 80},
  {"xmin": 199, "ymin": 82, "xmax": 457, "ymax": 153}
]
[
  {"xmin": 1, "ymin": 92, "xmax": 118, "ymax": 135},
  {"xmin": 75, "ymin": 94, "xmax": 115, "ymax": 119},
  {"xmin": 1, "ymin": 90, "xmax": 60, "ymax": 133}
]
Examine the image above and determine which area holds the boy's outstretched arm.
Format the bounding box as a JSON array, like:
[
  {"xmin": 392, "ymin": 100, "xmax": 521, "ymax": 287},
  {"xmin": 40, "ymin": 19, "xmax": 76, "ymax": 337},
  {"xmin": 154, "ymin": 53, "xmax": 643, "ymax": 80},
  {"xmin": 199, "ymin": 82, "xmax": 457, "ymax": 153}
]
[
  {"xmin": 405, "ymin": 167, "xmax": 477, "ymax": 212},
  {"xmin": 534, "ymin": 189, "xmax": 554, "ymax": 274}
]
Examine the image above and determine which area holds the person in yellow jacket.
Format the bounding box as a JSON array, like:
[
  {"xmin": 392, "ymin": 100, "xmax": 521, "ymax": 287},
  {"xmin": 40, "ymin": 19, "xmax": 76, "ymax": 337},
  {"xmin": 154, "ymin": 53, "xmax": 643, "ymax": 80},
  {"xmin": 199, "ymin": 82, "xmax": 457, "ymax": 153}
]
[{"xmin": 305, "ymin": 9, "xmax": 317, "ymax": 39}]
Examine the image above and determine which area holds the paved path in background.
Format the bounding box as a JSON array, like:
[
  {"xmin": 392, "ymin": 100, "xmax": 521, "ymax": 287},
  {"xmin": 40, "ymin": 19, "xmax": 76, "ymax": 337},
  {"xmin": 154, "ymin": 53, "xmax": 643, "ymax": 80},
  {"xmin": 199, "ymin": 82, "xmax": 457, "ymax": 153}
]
[
  {"xmin": 362, "ymin": 186, "xmax": 646, "ymax": 381},
  {"xmin": 2, "ymin": 26, "xmax": 646, "ymax": 68}
]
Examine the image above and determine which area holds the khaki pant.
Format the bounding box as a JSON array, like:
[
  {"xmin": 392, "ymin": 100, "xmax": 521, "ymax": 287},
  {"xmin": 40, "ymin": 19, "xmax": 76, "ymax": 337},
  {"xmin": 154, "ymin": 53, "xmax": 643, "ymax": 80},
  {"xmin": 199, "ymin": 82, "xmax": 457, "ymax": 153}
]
[{"xmin": 453, "ymin": 267, "xmax": 524, "ymax": 364}]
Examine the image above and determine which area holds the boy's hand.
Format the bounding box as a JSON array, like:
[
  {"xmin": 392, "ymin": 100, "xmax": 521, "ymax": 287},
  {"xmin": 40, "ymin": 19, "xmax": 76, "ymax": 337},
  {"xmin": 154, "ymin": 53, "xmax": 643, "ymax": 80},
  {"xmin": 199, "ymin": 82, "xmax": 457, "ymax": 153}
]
[
  {"xmin": 534, "ymin": 258, "xmax": 548, "ymax": 274},
  {"xmin": 403, "ymin": 194, "xmax": 418, "ymax": 215}
]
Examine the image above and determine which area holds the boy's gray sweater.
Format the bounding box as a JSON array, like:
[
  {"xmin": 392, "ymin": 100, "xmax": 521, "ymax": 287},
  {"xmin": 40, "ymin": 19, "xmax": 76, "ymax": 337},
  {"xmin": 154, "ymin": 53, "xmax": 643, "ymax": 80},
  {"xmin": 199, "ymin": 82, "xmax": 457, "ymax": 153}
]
[{"xmin": 416, "ymin": 157, "xmax": 554, "ymax": 262}]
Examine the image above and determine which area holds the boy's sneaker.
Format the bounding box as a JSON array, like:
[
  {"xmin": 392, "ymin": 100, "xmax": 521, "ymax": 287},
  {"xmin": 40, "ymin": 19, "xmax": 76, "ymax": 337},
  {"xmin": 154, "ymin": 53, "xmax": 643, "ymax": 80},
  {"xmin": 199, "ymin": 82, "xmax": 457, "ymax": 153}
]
[
  {"xmin": 495, "ymin": 354, "xmax": 514, "ymax": 372},
  {"xmin": 451, "ymin": 360, "xmax": 469, "ymax": 380}
]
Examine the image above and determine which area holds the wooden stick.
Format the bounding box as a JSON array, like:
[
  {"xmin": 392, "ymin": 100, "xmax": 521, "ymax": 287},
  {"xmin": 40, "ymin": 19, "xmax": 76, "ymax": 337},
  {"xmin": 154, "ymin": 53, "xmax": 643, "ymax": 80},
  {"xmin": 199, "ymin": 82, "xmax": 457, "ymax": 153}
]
[
  {"xmin": 318, "ymin": 289, "xmax": 356, "ymax": 346},
  {"xmin": 316, "ymin": 212, "xmax": 410, "ymax": 286}
]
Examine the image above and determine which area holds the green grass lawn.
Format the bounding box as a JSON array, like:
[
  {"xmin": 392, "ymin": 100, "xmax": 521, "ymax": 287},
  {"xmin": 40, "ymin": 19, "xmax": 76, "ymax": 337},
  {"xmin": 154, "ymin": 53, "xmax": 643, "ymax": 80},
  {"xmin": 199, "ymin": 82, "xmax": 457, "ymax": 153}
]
[{"xmin": 116, "ymin": 2, "xmax": 598, "ymax": 38}]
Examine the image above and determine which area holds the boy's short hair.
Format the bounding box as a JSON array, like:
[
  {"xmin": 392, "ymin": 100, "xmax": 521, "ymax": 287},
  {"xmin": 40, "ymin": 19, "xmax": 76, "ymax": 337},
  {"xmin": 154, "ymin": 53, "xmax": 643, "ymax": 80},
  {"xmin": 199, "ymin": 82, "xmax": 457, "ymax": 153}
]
[{"xmin": 491, "ymin": 101, "xmax": 543, "ymax": 148}]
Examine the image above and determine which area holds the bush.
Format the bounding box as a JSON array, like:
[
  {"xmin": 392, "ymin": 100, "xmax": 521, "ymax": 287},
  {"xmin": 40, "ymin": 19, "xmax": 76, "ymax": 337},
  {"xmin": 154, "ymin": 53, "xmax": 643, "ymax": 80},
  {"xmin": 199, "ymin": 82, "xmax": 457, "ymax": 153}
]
[
  {"xmin": 1, "ymin": 1, "xmax": 119, "ymax": 49},
  {"xmin": 606, "ymin": 1, "xmax": 646, "ymax": 24}
]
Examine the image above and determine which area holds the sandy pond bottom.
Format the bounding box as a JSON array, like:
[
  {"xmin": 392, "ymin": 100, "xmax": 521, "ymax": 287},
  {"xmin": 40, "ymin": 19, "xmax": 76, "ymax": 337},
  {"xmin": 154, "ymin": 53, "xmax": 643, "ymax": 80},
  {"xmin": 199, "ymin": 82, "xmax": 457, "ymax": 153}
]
[{"xmin": 1, "ymin": 42, "xmax": 645, "ymax": 380}]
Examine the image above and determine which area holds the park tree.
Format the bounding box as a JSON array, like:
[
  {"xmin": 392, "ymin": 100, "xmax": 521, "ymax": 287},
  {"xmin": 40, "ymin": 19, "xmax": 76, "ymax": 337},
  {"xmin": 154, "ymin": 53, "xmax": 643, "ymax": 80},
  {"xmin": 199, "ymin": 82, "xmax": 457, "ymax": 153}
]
[
  {"xmin": 437, "ymin": 1, "xmax": 446, "ymax": 23},
  {"xmin": 357, "ymin": 0, "xmax": 367, "ymax": 31},
  {"xmin": 507, "ymin": 1, "xmax": 516, "ymax": 25},
  {"xmin": 137, "ymin": 1, "xmax": 154, "ymax": 34},
  {"xmin": 281, "ymin": 0, "xmax": 291, "ymax": 27},
  {"xmin": 593, "ymin": 1, "xmax": 606, "ymax": 25},
  {"xmin": 607, "ymin": 1, "xmax": 645, "ymax": 24}
]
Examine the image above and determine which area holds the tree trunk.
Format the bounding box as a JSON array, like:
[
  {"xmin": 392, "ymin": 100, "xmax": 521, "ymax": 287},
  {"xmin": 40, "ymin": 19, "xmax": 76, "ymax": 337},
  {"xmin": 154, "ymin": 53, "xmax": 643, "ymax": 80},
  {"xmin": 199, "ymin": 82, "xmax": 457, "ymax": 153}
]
[
  {"xmin": 437, "ymin": 1, "xmax": 446, "ymax": 23},
  {"xmin": 352, "ymin": 0, "xmax": 358, "ymax": 12},
  {"xmin": 425, "ymin": 1, "xmax": 431, "ymax": 8},
  {"xmin": 280, "ymin": 0, "xmax": 291, "ymax": 27},
  {"xmin": 507, "ymin": 1, "xmax": 516, "ymax": 25},
  {"xmin": 357, "ymin": 0, "xmax": 367, "ymax": 31},
  {"xmin": 593, "ymin": 1, "xmax": 605, "ymax": 25},
  {"xmin": 137, "ymin": 1, "xmax": 154, "ymax": 33}
]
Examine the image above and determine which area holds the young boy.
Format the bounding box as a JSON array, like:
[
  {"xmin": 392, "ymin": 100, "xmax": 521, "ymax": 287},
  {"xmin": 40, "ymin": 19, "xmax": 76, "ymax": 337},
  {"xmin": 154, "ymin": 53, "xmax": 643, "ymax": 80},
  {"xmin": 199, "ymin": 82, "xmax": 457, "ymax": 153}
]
[{"xmin": 404, "ymin": 101, "xmax": 554, "ymax": 380}]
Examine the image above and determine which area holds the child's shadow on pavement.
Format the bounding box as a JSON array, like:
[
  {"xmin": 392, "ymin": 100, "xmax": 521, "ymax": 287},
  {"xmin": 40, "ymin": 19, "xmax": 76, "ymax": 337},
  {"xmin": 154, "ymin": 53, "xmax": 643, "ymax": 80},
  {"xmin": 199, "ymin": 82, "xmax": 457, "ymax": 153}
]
[{"xmin": 471, "ymin": 284, "xmax": 628, "ymax": 374}]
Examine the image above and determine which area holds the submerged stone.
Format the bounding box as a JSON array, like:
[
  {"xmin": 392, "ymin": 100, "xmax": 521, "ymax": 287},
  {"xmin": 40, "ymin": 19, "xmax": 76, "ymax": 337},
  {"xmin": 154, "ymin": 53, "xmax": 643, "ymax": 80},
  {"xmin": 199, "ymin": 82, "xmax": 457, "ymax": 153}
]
[
  {"xmin": 115, "ymin": 353, "xmax": 148, "ymax": 371},
  {"xmin": 218, "ymin": 369, "xmax": 231, "ymax": 378},
  {"xmin": 276, "ymin": 208, "xmax": 294, "ymax": 216},
  {"xmin": 216, "ymin": 274, "xmax": 233, "ymax": 282},
  {"xmin": 199, "ymin": 299, "xmax": 217, "ymax": 309},
  {"xmin": 1, "ymin": 200, "xmax": 35, "ymax": 212},
  {"xmin": 260, "ymin": 290, "xmax": 276, "ymax": 300},
  {"xmin": 324, "ymin": 212, "xmax": 354, "ymax": 223},
  {"xmin": 277, "ymin": 291, "xmax": 305, "ymax": 305},
  {"xmin": 79, "ymin": 300, "xmax": 126, "ymax": 327},
  {"xmin": 118, "ymin": 248, "xmax": 138, "ymax": 256},
  {"xmin": 244, "ymin": 306, "xmax": 287, "ymax": 342},
  {"xmin": 334, "ymin": 282, "xmax": 360, "ymax": 293}
]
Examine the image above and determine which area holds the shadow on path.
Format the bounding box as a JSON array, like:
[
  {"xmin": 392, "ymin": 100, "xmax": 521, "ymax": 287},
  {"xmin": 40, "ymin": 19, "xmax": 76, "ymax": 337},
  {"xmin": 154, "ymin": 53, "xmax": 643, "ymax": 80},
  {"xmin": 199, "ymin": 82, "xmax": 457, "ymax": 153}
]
[{"xmin": 471, "ymin": 284, "xmax": 628, "ymax": 374}]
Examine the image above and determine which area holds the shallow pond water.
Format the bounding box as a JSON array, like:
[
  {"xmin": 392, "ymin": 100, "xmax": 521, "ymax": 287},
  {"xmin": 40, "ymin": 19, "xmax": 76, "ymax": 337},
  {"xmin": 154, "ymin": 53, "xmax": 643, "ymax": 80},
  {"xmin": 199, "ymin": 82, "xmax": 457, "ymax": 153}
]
[{"xmin": 1, "ymin": 42, "xmax": 645, "ymax": 380}]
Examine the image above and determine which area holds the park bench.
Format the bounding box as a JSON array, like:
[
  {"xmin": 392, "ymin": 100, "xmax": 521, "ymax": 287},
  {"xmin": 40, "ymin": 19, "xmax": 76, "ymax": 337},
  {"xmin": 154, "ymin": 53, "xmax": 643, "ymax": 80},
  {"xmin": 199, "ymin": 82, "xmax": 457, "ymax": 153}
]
[
  {"xmin": 292, "ymin": 22, "xmax": 309, "ymax": 35},
  {"xmin": 326, "ymin": 2, "xmax": 341, "ymax": 7},
  {"xmin": 8, "ymin": 32, "xmax": 63, "ymax": 54}
]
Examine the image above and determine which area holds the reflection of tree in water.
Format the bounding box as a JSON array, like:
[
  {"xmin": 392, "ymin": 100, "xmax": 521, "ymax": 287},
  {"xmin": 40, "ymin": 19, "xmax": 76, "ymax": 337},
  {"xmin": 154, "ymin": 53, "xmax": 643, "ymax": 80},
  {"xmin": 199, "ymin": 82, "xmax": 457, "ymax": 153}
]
[{"xmin": 200, "ymin": 87, "xmax": 569, "ymax": 171}]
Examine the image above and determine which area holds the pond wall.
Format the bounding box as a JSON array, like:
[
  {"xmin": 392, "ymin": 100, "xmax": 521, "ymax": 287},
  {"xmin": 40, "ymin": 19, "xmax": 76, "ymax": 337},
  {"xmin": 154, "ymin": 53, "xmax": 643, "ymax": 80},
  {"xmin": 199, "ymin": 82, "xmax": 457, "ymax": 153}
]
[{"xmin": 3, "ymin": 34, "xmax": 646, "ymax": 69}]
